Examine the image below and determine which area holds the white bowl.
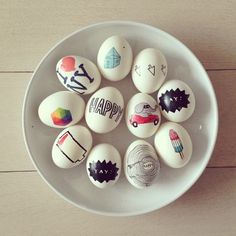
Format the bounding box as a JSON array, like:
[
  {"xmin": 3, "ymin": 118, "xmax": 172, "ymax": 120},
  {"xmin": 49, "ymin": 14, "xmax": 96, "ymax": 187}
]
[{"xmin": 22, "ymin": 21, "xmax": 218, "ymax": 216}]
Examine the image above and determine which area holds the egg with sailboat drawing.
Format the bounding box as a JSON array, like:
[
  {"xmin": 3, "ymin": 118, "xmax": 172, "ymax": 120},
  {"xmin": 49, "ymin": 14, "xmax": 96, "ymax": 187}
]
[{"xmin": 154, "ymin": 122, "xmax": 193, "ymax": 168}]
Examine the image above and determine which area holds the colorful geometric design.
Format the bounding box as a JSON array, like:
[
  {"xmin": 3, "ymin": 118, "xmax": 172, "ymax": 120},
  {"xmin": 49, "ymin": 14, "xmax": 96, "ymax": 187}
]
[
  {"xmin": 104, "ymin": 47, "xmax": 121, "ymax": 68},
  {"xmin": 51, "ymin": 107, "xmax": 72, "ymax": 126}
]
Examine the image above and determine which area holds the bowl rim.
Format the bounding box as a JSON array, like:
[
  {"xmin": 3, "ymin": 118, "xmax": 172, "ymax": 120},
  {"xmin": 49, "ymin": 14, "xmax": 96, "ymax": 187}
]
[{"xmin": 22, "ymin": 20, "xmax": 219, "ymax": 216}]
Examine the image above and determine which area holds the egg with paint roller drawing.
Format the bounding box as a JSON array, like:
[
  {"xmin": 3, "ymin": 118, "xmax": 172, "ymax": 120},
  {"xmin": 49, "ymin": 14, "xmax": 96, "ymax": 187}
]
[
  {"xmin": 85, "ymin": 87, "xmax": 124, "ymax": 133},
  {"xmin": 97, "ymin": 35, "xmax": 133, "ymax": 81},
  {"xmin": 56, "ymin": 55, "xmax": 101, "ymax": 95}
]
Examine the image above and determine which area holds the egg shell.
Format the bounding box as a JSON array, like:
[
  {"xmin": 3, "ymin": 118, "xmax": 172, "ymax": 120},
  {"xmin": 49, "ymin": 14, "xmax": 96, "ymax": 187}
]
[
  {"xmin": 86, "ymin": 143, "xmax": 121, "ymax": 189},
  {"xmin": 56, "ymin": 55, "xmax": 101, "ymax": 95},
  {"xmin": 157, "ymin": 80, "xmax": 195, "ymax": 122},
  {"xmin": 132, "ymin": 48, "xmax": 167, "ymax": 93},
  {"xmin": 126, "ymin": 93, "xmax": 161, "ymax": 138},
  {"xmin": 85, "ymin": 87, "xmax": 124, "ymax": 133},
  {"xmin": 97, "ymin": 35, "xmax": 133, "ymax": 81},
  {"xmin": 124, "ymin": 140, "xmax": 161, "ymax": 189},
  {"xmin": 38, "ymin": 91, "xmax": 85, "ymax": 128},
  {"xmin": 154, "ymin": 122, "xmax": 192, "ymax": 168},
  {"xmin": 52, "ymin": 125, "xmax": 93, "ymax": 168}
]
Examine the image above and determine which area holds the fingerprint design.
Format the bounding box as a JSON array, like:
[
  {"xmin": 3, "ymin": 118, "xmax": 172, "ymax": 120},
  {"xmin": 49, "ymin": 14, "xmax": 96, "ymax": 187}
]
[{"xmin": 127, "ymin": 144, "xmax": 160, "ymax": 187}]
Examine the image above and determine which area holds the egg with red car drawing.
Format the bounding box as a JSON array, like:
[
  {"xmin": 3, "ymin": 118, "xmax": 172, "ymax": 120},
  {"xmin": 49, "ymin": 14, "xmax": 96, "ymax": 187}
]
[
  {"xmin": 126, "ymin": 93, "xmax": 161, "ymax": 138},
  {"xmin": 97, "ymin": 35, "xmax": 133, "ymax": 81},
  {"xmin": 157, "ymin": 80, "xmax": 195, "ymax": 122},
  {"xmin": 38, "ymin": 91, "xmax": 85, "ymax": 128},
  {"xmin": 132, "ymin": 48, "xmax": 167, "ymax": 93},
  {"xmin": 56, "ymin": 55, "xmax": 101, "ymax": 95},
  {"xmin": 154, "ymin": 122, "xmax": 192, "ymax": 168},
  {"xmin": 52, "ymin": 125, "xmax": 93, "ymax": 168},
  {"xmin": 86, "ymin": 143, "xmax": 121, "ymax": 189},
  {"xmin": 85, "ymin": 87, "xmax": 124, "ymax": 134}
]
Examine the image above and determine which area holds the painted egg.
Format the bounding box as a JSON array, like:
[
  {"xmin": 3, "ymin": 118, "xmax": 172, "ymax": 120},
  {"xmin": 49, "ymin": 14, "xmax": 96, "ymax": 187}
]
[
  {"xmin": 157, "ymin": 80, "xmax": 195, "ymax": 122},
  {"xmin": 132, "ymin": 48, "xmax": 167, "ymax": 93},
  {"xmin": 86, "ymin": 143, "xmax": 121, "ymax": 189},
  {"xmin": 38, "ymin": 91, "xmax": 85, "ymax": 128},
  {"xmin": 52, "ymin": 125, "xmax": 92, "ymax": 168},
  {"xmin": 85, "ymin": 87, "xmax": 124, "ymax": 133},
  {"xmin": 124, "ymin": 140, "xmax": 161, "ymax": 189},
  {"xmin": 97, "ymin": 35, "xmax": 133, "ymax": 81},
  {"xmin": 126, "ymin": 93, "xmax": 161, "ymax": 138},
  {"xmin": 154, "ymin": 122, "xmax": 192, "ymax": 168},
  {"xmin": 56, "ymin": 55, "xmax": 101, "ymax": 95}
]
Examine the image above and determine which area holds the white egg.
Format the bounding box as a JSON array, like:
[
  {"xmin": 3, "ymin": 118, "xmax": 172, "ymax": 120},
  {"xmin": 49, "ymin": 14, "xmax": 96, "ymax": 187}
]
[
  {"xmin": 97, "ymin": 35, "xmax": 133, "ymax": 81},
  {"xmin": 52, "ymin": 125, "xmax": 92, "ymax": 168},
  {"xmin": 85, "ymin": 87, "xmax": 124, "ymax": 133},
  {"xmin": 157, "ymin": 80, "xmax": 195, "ymax": 122},
  {"xmin": 126, "ymin": 93, "xmax": 161, "ymax": 138},
  {"xmin": 56, "ymin": 55, "xmax": 101, "ymax": 95},
  {"xmin": 86, "ymin": 143, "xmax": 121, "ymax": 189},
  {"xmin": 132, "ymin": 48, "xmax": 167, "ymax": 93},
  {"xmin": 38, "ymin": 91, "xmax": 85, "ymax": 128},
  {"xmin": 124, "ymin": 140, "xmax": 161, "ymax": 189},
  {"xmin": 154, "ymin": 122, "xmax": 192, "ymax": 168}
]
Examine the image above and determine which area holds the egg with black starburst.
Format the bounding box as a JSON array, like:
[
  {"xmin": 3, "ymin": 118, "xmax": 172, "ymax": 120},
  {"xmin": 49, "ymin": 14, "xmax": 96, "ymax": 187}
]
[
  {"xmin": 157, "ymin": 80, "xmax": 195, "ymax": 122},
  {"xmin": 86, "ymin": 143, "xmax": 121, "ymax": 189}
]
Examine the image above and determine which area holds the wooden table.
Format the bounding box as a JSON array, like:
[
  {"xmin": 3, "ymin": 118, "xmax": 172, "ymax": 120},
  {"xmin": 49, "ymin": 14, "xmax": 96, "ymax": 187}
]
[{"xmin": 1, "ymin": 1, "xmax": 235, "ymax": 235}]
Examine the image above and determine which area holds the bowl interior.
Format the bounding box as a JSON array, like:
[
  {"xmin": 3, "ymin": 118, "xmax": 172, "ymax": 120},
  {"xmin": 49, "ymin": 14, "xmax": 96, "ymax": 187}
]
[{"xmin": 23, "ymin": 21, "xmax": 218, "ymax": 216}]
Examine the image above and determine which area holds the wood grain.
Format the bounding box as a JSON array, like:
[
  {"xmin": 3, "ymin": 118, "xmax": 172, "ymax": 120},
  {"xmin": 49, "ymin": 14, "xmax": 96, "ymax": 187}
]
[
  {"xmin": 0, "ymin": 71, "xmax": 234, "ymax": 171},
  {"xmin": 0, "ymin": 169, "xmax": 235, "ymax": 236},
  {"xmin": 0, "ymin": 0, "xmax": 235, "ymax": 71}
]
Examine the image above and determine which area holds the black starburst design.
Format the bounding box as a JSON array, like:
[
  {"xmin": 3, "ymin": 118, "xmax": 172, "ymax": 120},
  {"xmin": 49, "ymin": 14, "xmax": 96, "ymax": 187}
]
[
  {"xmin": 159, "ymin": 88, "xmax": 190, "ymax": 113},
  {"xmin": 88, "ymin": 160, "xmax": 119, "ymax": 183}
]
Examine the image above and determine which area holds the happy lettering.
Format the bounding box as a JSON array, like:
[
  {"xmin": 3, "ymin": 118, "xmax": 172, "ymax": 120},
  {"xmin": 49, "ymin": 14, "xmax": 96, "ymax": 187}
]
[{"xmin": 89, "ymin": 97, "xmax": 123, "ymax": 122}]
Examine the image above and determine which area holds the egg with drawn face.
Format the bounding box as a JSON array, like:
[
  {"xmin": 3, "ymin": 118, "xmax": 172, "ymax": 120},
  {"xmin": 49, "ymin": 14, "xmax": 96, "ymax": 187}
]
[
  {"xmin": 132, "ymin": 48, "xmax": 167, "ymax": 93},
  {"xmin": 126, "ymin": 93, "xmax": 161, "ymax": 138},
  {"xmin": 56, "ymin": 55, "xmax": 101, "ymax": 95},
  {"xmin": 157, "ymin": 80, "xmax": 195, "ymax": 122},
  {"xmin": 97, "ymin": 35, "xmax": 133, "ymax": 81},
  {"xmin": 124, "ymin": 140, "xmax": 161, "ymax": 189}
]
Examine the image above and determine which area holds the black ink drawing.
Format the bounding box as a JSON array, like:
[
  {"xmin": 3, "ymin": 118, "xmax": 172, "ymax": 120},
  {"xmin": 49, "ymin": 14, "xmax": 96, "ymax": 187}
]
[
  {"xmin": 134, "ymin": 65, "xmax": 141, "ymax": 76},
  {"xmin": 56, "ymin": 131, "xmax": 87, "ymax": 163},
  {"xmin": 159, "ymin": 88, "xmax": 190, "ymax": 113},
  {"xmin": 148, "ymin": 64, "xmax": 155, "ymax": 76},
  {"xmin": 88, "ymin": 160, "xmax": 119, "ymax": 183},
  {"xmin": 161, "ymin": 64, "xmax": 167, "ymax": 76},
  {"xmin": 127, "ymin": 144, "xmax": 160, "ymax": 187}
]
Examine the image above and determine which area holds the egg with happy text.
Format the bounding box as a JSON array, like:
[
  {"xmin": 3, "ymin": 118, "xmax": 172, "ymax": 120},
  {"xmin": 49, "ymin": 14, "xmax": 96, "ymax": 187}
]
[
  {"xmin": 154, "ymin": 122, "xmax": 192, "ymax": 168},
  {"xmin": 157, "ymin": 80, "xmax": 195, "ymax": 122},
  {"xmin": 52, "ymin": 125, "xmax": 93, "ymax": 168},
  {"xmin": 56, "ymin": 55, "xmax": 101, "ymax": 95},
  {"xmin": 132, "ymin": 48, "xmax": 167, "ymax": 93},
  {"xmin": 86, "ymin": 143, "xmax": 121, "ymax": 189},
  {"xmin": 126, "ymin": 93, "xmax": 161, "ymax": 138},
  {"xmin": 38, "ymin": 91, "xmax": 85, "ymax": 128},
  {"xmin": 97, "ymin": 35, "xmax": 133, "ymax": 81},
  {"xmin": 124, "ymin": 140, "xmax": 161, "ymax": 189},
  {"xmin": 85, "ymin": 87, "xmax": 124, "ymax": 133}
]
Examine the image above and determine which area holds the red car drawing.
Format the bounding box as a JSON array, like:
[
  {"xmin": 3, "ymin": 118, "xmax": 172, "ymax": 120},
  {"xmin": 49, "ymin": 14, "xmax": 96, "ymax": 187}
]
[{"xmin": 129, "ymin": 114, "xmax": 159, "ymax": 128}]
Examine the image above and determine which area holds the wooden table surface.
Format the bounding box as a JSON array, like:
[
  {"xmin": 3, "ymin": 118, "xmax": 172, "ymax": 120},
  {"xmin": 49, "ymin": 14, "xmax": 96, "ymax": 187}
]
[{"xmin": 1, "ymin": 1, "xmax": 235, "ymax": 235}]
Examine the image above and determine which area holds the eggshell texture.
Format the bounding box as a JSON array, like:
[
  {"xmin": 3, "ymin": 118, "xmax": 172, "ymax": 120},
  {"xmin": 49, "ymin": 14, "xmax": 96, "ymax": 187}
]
[
  {"xmin": 56, "ymin": 55, "xmax": 101, "ymax": 95},
  {"xmin": 52, "ymin": 125, "xmax": 92, "ymax": 168},
  {"xmin": 97, "ymin": 35, "xmax": 133, "ymax": 81},
  {"xmin": 132, "ymin": 48, "xmax": 167, "ymax": 93},
  {"xmin": 86, "ymin": 143, "xmax": 121, "ymax": 189},
  {"xmin": 154, "ymin": 122, "xmax": 192, "ymax": 168},
  {"xmin": 38, "ymin": 91, "xmax": 85, "ymax": 128},
  {"xmin": 126, "ymin": 93, "xmax": 161, "ymax": 138},
  {"xmin": 124, "ymin": 140, "xmax": 161, "ymax": 189},
  {"xmin": 157, "ymin": 80, "xmax": 195, "ymax": 122},
  {"xmin": 85, "ymin": 87, "xmax": 124, "ymax": 133}
]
